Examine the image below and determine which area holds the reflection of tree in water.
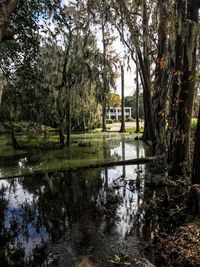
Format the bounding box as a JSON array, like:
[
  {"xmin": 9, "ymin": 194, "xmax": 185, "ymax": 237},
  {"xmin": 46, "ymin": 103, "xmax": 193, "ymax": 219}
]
[
  {"xmin": 0, "ymin": 137, "xmax": 154, "ymax": 266},
  {"xmin": 0, "ymin": 168, "xmax": 120, "ymax": 266},
  {"xmin": 134, "ymin": 154, "xmax": 169, "ymax": 243},
  {"xmin": 0, "ymin": 185, "xmax": 10, "ymax": 266}
]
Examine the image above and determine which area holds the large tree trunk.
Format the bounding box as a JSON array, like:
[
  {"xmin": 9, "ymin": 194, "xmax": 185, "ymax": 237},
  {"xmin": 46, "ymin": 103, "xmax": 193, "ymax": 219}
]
[
  {"xmin": 167, "ymin": 0, "xmax": 186, "ymax": 164},
  {"xmin": 138, "ymin": 0, "xmax": 156, "ymax": 146},
  {"xmin": 140, "ymin": 0, "xmax": 154, "ymax": 142},
  {"xmin": 137, "ymin": 48, "xmax": 156, "ymax": 146},
  {"xmin": 170, "ymin": 0, "xmax": 198, "ymax": 175},
  {"xmin": 153, "ymin": 0, "xmax": 170, "ymax": 155},
  {"xmin": 192, "ymin": 108, "xmax": 200, "ymax": 184},
  {"xmin": 135, "ymin": 56, "xmax": 140, "ymax": 133},
  {"xmin": 120, "ymin": 65, "xmax": 125, "ymax": 132}
]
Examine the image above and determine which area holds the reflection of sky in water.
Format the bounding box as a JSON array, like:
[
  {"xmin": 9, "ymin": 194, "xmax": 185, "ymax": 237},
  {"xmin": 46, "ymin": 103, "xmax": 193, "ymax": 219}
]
[
  {"xmin": 110, "ymin": 141, "xmax": 145, "ymax": 160},
  {"xmin": 100, "ymin": 163, "xmax": 145, "ymax": 238},
  {"xmin": 0, "ymin": 136, "xmax": 147, "ymax": 263},
  {"xmin": 0, "ymin": 179, "xmax": 47, "ymax": 259},
  {"xmin": 0, "ymin": 180, "xmax": 35, "ymax": 207}
]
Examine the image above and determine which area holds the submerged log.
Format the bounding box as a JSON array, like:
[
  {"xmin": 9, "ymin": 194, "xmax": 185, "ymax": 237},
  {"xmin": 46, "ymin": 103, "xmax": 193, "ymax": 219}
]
[{"xmin": 0, "ymin": 155, "xmax": 163, "ymax": 180}]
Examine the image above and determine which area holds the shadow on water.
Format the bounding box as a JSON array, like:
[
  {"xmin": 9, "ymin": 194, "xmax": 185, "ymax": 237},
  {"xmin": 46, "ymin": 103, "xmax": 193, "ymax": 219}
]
[{"xmin": 0, "ymin": 134, "xmax": 157, "ymax": 266}]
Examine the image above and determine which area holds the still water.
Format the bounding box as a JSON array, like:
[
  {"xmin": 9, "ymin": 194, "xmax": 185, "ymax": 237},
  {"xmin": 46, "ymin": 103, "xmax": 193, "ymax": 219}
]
[{"xmin": 0, "ymin": 133, "xmax": 154, "ymax": 266}]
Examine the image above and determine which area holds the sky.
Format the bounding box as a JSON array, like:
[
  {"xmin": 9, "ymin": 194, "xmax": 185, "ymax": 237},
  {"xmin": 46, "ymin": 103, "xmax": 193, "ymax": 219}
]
[{"xmin": 114, "ymin": 39, "xmax": 135, "ymax": 97}]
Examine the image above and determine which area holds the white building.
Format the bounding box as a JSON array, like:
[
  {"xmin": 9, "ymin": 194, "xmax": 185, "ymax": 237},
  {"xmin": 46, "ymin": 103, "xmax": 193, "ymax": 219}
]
[{"xmin": 106, "ymin": 107, "xmax": 132, "ymax": 120}]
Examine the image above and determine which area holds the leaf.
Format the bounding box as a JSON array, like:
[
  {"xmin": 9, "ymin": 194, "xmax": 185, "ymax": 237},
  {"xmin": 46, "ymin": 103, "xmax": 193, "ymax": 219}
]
[
  {"xmin": 109, "ymin": 260, "xmax": 116, "ymax": 264},
  {"xmin": 115, "ymin": 255, "xmax": 121, "ymax": 262},
  {"xmin": 124, "ymin": 261, "xmax": 131, "ymax": 266}
]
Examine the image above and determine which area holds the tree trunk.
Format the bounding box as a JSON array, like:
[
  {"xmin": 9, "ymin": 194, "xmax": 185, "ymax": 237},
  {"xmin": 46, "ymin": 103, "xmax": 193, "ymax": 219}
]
[
  {"xmin": 153, "ymin": 0, "xmax": 170, "ymax": 155},
  {"xmin": 167, "ymin": 0, "xmax": 186, "ymax": 164},
  {"xmin": 11, "ymin": 123, "xmax": 19, "ymax": 149},
  {"xmin": 139, "ymin": 0, "xmax": 156, "ymax": 145},
  {"xmin": 188, "ymin": 184, "xmax": 200, "ymax": 215},
  {"xmin": 120, "ymin": 65, "xmax": 125, "ymax": 132},
  {"xmin": 59, "ymin": 126, "xmax": 65, "ymax": 148},
  {"xmin": 102, "ymin": 98, "xmax": 107, "ymax": 132},
  {"xmin": 170, "ymin": 0, "xmax": 198, "ymax": 175},
  {"xmin": 192, "ymin": 108, "xmax": 200, "ymax": 184},
  {"xmin": 0, "ymin": 73, "xmax": 6, "ymax": 106},
  {"xmin": 101, "ymin": 17, "xmax": 108, "ymax": 133},
  {"xmin": 116, "ymin": 0, "xmax": 156, "ymax": 144},
  {"xmin": 140, "ymin": 0, "xmax": 151, "ymax": 141},
  {"xmin": 66, "ymin": 97, "xmax": 71, "ymax": 147},
  {"xmin": 137, "ymin": 48, "xmax": 156, "ymax": 146},
  {"xmin": 135, "ymin": 57, "xmax": 140, "ymax": 133}
]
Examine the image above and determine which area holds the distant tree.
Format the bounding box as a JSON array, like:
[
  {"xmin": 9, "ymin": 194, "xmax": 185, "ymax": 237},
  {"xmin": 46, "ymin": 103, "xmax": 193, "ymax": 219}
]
[
  {"xmin": 107, "ymin": 92, "xmax": 121, "ymax": 108},
  {"xmin": 125, "ymin": 95, "xmax": 144, "ymax": 119},
  {"xmin": 87, "ymin": 0, "xmax": 119, "ymax": 132}
]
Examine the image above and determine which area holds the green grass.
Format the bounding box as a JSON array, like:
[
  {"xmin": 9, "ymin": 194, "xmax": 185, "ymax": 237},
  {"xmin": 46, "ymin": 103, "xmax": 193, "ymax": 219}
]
[{"xmin": 125, "ymin": 127, "xmax": 144, "ymax": 133}]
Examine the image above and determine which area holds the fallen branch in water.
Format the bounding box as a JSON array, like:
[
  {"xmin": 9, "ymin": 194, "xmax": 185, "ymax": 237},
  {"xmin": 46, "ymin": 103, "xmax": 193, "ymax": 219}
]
[
  {"xmin": 0, "ymin": 155, "xmax": 163, "ymax": 180},
  {"xmin": 81, "ymin": 156, "xmax": 161, "ymax": 168}
]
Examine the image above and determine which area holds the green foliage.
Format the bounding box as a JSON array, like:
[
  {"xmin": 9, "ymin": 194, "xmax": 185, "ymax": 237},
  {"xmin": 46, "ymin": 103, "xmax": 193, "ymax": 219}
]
[
  {"xmin": 109, "ymin": 255, "xmax": 131, "ymax": 266},
  {"xmin": 0, "ymin": 122, "xmax": 29, "ymax": 133},
  {"xmin": 91, "ymin": 121, "xmax": 102, "ymax": 129},
  {"xmin": 125, "ymin": 95, "xmax": 144, "ymax": 118},
  {"xmin": 125, "ymin": 117, "xmax": 135, "ymax": 122},
  {"xmin": 106, "ymin": 118, "xmax": 113, "ymax": 124},
  {"xmin": 126, "ymin": 127, "xmax": 144, "ymax": 133},
  {"xmin": 107, "ymin": 92, "xmax": 121, "ymax": 108},
  {"xmin": 191, "ymin": 118, "xmax": 197, "ymax": 130}
]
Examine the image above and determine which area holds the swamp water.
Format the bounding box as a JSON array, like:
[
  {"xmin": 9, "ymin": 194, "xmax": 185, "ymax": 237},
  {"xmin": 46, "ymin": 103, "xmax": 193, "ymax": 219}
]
[{"xmin": 0, "ymin": 133, "xmax": 155, "ymax": 266}]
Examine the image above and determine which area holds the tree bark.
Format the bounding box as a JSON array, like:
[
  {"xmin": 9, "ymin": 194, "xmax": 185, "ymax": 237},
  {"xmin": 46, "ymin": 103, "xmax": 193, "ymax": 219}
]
[
  {"xmin": 102, "ymin": 99, "xmax": 107, "ymax": 132},
  {"xmin": 66, "ymin": 96, "xmax": 71, "ymax": 147},
  {"xmin": 135, "ymin": 56, "xmax": 140, "ymax": 133},
  {"xmin": 170, "ymin": 0, "xmax": 198, "ymax": 175},
  {"xmin": 138, "ymin": 0, "xmax": 156, "ymax": 145},
  {"xmin": 11, "ymin": 123, "xmax": 19, "ymax": 149},
  {"xmin": 192, "ymin": 108, "xmax": 200, "ymax": 184},
  {"xmin": 101, "ymin": 17, "xmax": 108, "ymax": 132},
  {"xmin": 120, "ymin": 65, "xmax": 125, "ymax": 132},
  {"xmin": 0, "ymin": 73, "xmax": 6, "ymax": 106},
  {"xmin": 153, "ymin": 0, "xmax": 170, "ymax": 155}
]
